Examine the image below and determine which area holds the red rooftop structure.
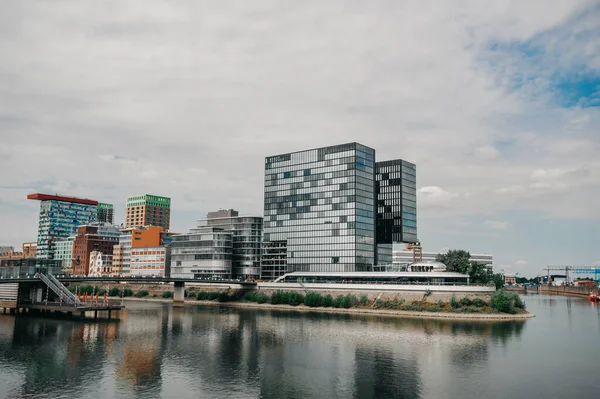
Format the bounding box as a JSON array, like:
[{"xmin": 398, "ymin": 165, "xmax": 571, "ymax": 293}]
[{"xmin": 27, "ymin": 193, "xmax": 98, "ymax": 206}]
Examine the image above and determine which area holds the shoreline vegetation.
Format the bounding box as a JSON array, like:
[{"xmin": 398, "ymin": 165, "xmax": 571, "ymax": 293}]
[{"xmin": 94, "ymin": 287, "xmax": 534, "ymax": 321}]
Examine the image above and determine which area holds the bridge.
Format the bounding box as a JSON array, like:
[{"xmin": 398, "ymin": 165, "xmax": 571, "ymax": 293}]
[{"xmin": 0, "ymin": 272, "xmax": 257, "ymax": 319}]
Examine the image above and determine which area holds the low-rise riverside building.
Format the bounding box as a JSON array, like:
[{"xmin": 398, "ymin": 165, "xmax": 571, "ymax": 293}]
[
  {"xmin": 392, "ymin": 246, "xmax": 494, "ymax": 271},
  {"xmin": 196, "ymin": 209, "xmax": 263, "ymax": 280},
  {"xmin": 54, "ymin": 237, "xmax": 74, "ymax": 274},
  {"xmin": 111, "ymin": 226, "xmax": 174, "ymax": 276},
  {"xmin": 88, "ymin": 251, "xmax": 113, "ymax": 277},
  {"xmin": 71, "ymin": 223, "xmax": 120, "ymax": 276},
  {"xmin": 130, "ymin": 246, "xmax": 169, "ymax": 277},
  {"xmin": 170, "ymin": 226, "xmax": 233, "ymax": 279}
]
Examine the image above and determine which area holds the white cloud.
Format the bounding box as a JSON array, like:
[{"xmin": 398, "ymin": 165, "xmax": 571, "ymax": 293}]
[
  {"xmin": 515, "ymin": 260, "xmax": 528, "ymax": 266},
  {"xmin": 418, "ymin": 186, "xmax": 459, "ymax": 209},
  {"xmin": 473, "ymin": 146, "xmax": 500, "ymax": 160},
  {"xmin": 0, "ymin": 0, "xmax": 597, "ymax": 271},
  {"xmin": 484, "ymin": 220, "xmax": 511, "ymax": 230}
]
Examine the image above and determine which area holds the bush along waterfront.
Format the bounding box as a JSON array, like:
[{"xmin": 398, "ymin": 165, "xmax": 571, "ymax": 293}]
[{"xmin": 187, "ymin": 289, "xmax": 528, "ymax": 315}]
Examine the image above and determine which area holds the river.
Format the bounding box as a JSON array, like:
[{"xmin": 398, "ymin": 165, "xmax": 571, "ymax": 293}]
[{"xmin": 0, "ymin": 294, "xmax": 598, "ymax": 398}]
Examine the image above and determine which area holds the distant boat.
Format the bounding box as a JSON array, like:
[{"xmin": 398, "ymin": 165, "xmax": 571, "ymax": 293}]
[{"xmin": 589, "ymin": 293, "xmax": 599, "ymax": 302}]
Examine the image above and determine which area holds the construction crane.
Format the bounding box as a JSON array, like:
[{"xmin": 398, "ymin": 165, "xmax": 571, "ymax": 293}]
[{"xmin": 544, "ymin": 266, "xmax": 600, "ymax": 285}]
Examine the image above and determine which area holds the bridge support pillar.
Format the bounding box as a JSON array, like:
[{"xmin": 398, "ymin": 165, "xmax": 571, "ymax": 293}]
[
  {"xmin": 35, "ymin": 287, "xmax": 43, "ymax": 302},
  {"xmin": 173, "ymin": 281, "xmax": 185, "ymax": 307}
]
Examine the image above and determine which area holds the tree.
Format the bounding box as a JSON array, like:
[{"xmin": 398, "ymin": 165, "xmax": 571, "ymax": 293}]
[
  {"xmin": 468, "ymin": 261, "xmax": 493, "ymax": 284},
  {"xmin": 437, "ymin": 250, "xmax": 497, "ymax": 285},
  {"xmin": 492, "ymin": 273, "xmax": 505, "ymax": 289},
  {"xmin": 436, "ymin": 250, "xmax": 471, "ymax": 274}
]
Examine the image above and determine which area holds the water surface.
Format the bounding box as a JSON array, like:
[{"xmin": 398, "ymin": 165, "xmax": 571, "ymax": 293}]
[{"xmin": 0, "ymin": 295, "xmax": 598, "ymax": 398}]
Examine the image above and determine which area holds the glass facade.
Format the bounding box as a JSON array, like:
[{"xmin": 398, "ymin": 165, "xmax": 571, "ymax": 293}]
[
  {"xmin": 197, "ymin": 210, "xmax": 263, "ymax": 279},
  {"xmin": 375, "ymin": 159, "xmax": 417, "ymax": 246},
  {"xmin": 97, "ymin": 202, "xmax": 114, "ymax": 224},
  {"xmin": 170, "ymin": 227, "xmax": 233, "ymax": 279},
  {"xmin": 35, "ymin": 200, "xmax": 98, "ymax": 259},
  {"xmin": 54, "ymin": 237, "xmax": 74, "ymax": 274},
  {"xmin": 263, "ymin": 143, "xmax": 376, "ymax": 278}
]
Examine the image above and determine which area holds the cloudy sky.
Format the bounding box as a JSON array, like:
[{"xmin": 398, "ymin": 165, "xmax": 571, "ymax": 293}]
[{"xmin": 1, "ymin": 1, "xmax": 599, "ymax": 276}]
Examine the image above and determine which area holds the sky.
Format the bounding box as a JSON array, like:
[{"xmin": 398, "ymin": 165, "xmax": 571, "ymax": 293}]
[{"xmin": 1, "ymin": 1, "xmax": 599, "ymax": 277}]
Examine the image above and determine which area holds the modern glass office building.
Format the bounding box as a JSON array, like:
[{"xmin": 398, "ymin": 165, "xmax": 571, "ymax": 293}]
[
  {"xmin": 263, "ymin": 143, "xmax": 376, "ymax": 279},
  {"xmin": 262, "ymin": 143, "xmax": 417, "ymax": 280},
  {"xmin": 27, "ymin": 194, "xmax": 98, "ymax": 259},
  {"xmin": 375, "ymin": 159, "xmax": 417, "ymax": 264}
]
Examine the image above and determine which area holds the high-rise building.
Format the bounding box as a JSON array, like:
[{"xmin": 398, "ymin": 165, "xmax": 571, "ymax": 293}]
[
  {"xmin": 262, "ymin": 143, "xmax": 417, "ymax": 280},
  {"xmin": 196, "ymin": 209, "xmax": 263, "ymax": 279},
  {"xmin": 374, "ymin": 159, "xmax": 417, "ymax": 264},
  {"xmin": 125, "ymin": 194, "xmax": 171, "ymax": 231},
  {"xmin": 27, "ymin": 193, "xmax": 98, "ymax": 259},
  {"xmin": 97, "ymin": 202, "xmax": 114, "ymax": 224},
  {"xmin": 71, "ymin": 223, "xmax": 120, "ymax": 276}
]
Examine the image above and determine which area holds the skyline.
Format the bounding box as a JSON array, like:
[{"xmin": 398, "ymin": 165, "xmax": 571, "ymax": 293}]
[{"xmin": 1, "ymin": 1, "xmax": 599, "ymax": 277}]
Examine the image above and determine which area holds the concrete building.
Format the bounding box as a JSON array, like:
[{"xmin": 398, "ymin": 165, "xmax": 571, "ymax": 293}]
[
  {"xmin": 88, "ymin": 251, "xmax": 113, "ymax": 277},
  {"xmin": 170, "ymin": 226, "xmax": 233, "ymax": 279},
  {"xmin": 97, "ymin": 202, "xmax": 114, "ymax": 224},
  {"xmin": 71, "ymin": 224, "xmax": 120, "ymax": 276},
  {"xmin": 0, "ymin": 246, "xmax": 13, "ymax": 254},
  {"xmin": 130, "ymin": 246, "xmax": 169, "ymax": 277},
  {"xmin": 27, "ymin": 193, "xmax": 98, "ymax": 259},
  {"xmin": 22, "ymin": 242, "xmax": 37, "ymax": 258},
  {"xmin": 54, "ymin": 237, "xmax": 75, "ymax": 274},
  {"xmin": 112, "ymin": 226, "xmax": 174, "ymax": 276},
  {"xmin": 261, "ymin": 142, "xmax": 417, "ymax": 280},
  {"xmin": 0, "ymin": 243, "xmax": 37, "ymax": 260},
  {"xmin": 392, "ymin": 247, "xmax": 494, "ymax": 271},
  {"xmin": 196, "ymin": 209, "xmax": 263, "ymax": 279},
  {"xmin": 125, "ymin": 194, "xmax": 171, "ymax": 231}
]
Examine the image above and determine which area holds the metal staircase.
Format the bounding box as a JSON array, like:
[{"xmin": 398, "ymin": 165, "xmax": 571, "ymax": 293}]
[{"xmin": 35, "ymin": 272, "xmax": 81, "ymax": 306}]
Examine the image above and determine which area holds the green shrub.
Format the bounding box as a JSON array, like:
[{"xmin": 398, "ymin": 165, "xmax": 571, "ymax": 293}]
[
  {"xmin": 97, "ymin": 289, "xmax": 107, "ymax": 296},
  {"xmin": 207, "ymin": 292, "xmax": 221, "ymax": 301},
  {"xmin": 135, "ymin": 290, "xmax": 149, "ymax": 298},
  {"xmin": 511, "ymin": 293, "xmax": 526, "ymax": 310},
  {"xmin": 197, "ymin": 291, "xmax": 209, "ymax": 300},
  {"xmin": 491, "ymin": 290, "xmax": 515, "ymax": 314},
  {"xmin": 108, "ymin": 287, "xmax": 121, "ymax": 297},
  {"xmin": 360, "ymin": 295, "xmax": 369, "ymax": 306},
  {"xmin": 322, "ymin": 295, "xmax": 333, "ymax": 307},
  {"xmin": 162, "ymin": 291, "xmax": 173, "ymax": 299},
  {"xmin": 217, "ymin": 292, "xmax": 231, "ymax": 302},
  {"xmin": 255, "ymin": 292, "xmax": 269, "ymax": 304},
  {"xmin": 460, "ymin": 297, "xmax": 472, "ymax": 307},
  {"xmin": 332, "ymin": 296, "xmax": 343, "ymax": 308},
  {"xmin": 304, "ymin": 292, "xmax": 323, "ymax": 307},
  {"xmin": 472, "ymin": 298, "xmax": 488, "ymax": 308},
  {"xmin": 450, "ymin": 294, "xmax": 459, "ymax": 309},
  {"xmin": 123, "ymin": 288, "xmax": 133, "ymax": 297},
  {"xmin": 270, "ymin": 291, "xmax": 304, "ymax": 306}
]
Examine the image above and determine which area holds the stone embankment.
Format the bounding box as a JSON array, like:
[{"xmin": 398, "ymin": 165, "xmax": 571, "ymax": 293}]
[{"xmin": 122, "ymin": 297, "xmax": 534, "ymax": 321}]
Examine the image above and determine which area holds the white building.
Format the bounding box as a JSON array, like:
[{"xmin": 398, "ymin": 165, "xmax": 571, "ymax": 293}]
[
  {"xmin": 130, "ymin": 246, "xmax": 168, "ymax": 277},
  {"xmin": 88, "ymin": 251, "xmax": 112, "ymax": 277},
  {"xmin": 392, "ymin": 248, "xmax": 493, "ymax": 271}
]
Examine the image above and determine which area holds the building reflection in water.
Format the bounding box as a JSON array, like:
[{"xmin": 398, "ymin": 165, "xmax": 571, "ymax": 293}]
[{"xmin": 0, "ymin": 303, "xmax": 527, "ymax": 399}]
